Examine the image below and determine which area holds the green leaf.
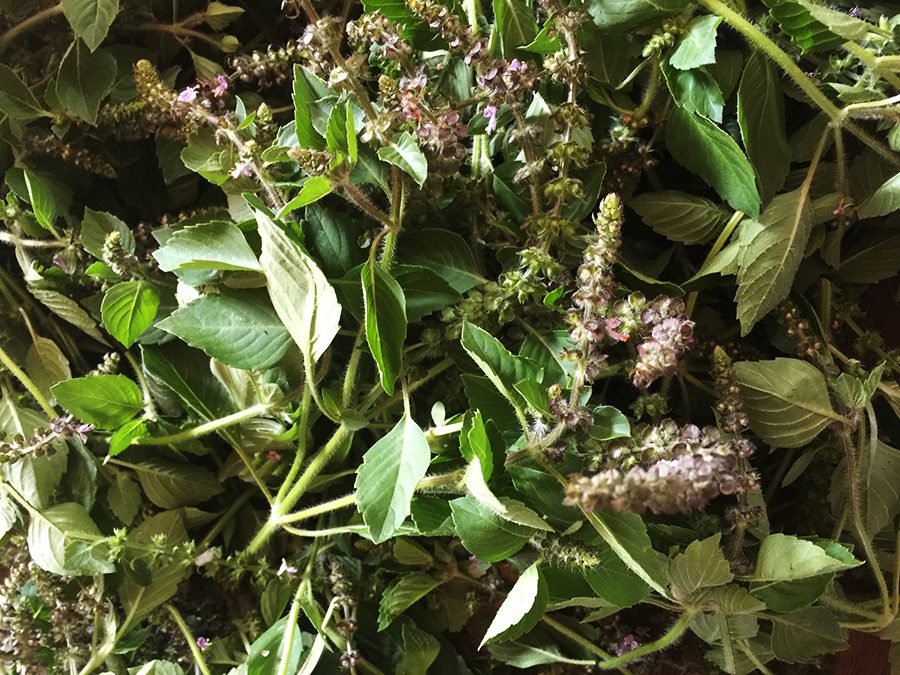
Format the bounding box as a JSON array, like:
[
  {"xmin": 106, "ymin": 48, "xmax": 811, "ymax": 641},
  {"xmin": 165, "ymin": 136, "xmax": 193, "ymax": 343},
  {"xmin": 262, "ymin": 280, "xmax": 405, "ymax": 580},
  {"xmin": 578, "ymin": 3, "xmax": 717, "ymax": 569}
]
[
  {"xmin": 460, "ymin": 322, "xmax": 542, "ymax": 423},
  {"xmin": 480, "ymin": 563, "xmax": 547, "ymax": 647},
  {"xmin": 63, "ymin": 0, "xmax": 120, "ymax": 51},
  {"xmin": 586, "ymin": 0, "xmax": 690, "ymax": 30},
  {"xmin": 119, "ymin": 512, "xmax": 188, "ymax": 624},
  {"xmin": 55, "ymin": 40, "xmax": 116, "ymax": 124},
  {"xmin": 277, "ymin": 176, "xmax": 333, "ymax": 218},
  {"xmin": 377, "ymin": 132, "xmax": 428, "ymax": 186},
  {"xmin": 26, "ymin": 334, "xmax": 71, "ymax": 397},
  {"xmin": 670, "ymin": 15, "xmax": 721, "ymax": 70},
  {"xmin": 378, "ymin": 572, "xmax": 446, "ymax": 630},
  {"xmin": 662, "ymin": 62, "xmax": 724, "ymax": 122},
  {"xmin": 666, "ymin": 106, "xmax": 760, "ymax": 217},
  {"xmin": 738, "ymin": 52, "xmax": 790, "ymax": 204},
  {"xmin": 0, "ymin": 429, "xmax": 68, "ymax": 509},
  {"xmin": 588, "ymin": 406, "xmax": 631, "ymax": 442},
  {"xmin": 837, "ymin": 233, "xmax": 900, "ymax": 284},
  {"xmin": 107, "ymin": 473, "xmax": 141, "ymax": 525},
  {"xmin": 794, "ymin": 0, "xmax": 875, "ymax": 40},
  {"xmin": 301, "ymin": 203, "xmax": 366, "ymax": 277},
  {"xmin": 157, "ymin": 293, "xmax": 293, "ymax": 370},
  {"xmin": 24, "ymin": 169, "xmax": 70, "ymax": 233},
  {"xmin": 355, "ymin": 414, "xmax": 431, "ymax": 544},
  {"xmin": 52, "ymin": 375, "xmax": 143, "ymax": 429},
  {"xmin": 856, "ymin": 171, "xmax": 899, "ymax": 219},
  {"xmin": 399, "ymin": 229, "xmax": 484, "ymax": 293},
  {"xmin": 734, "ymin": 189, "xmax": 813, "ymax": 334},
  {"xmin": 292, "ymin": 64, "xmax": 327, "ymax": 150},
  {"xmin": 27, "ymin": 502, "xmax": 113, "ymax": 575},
  {"xmin": 630, "ymin": 191, "xmax": 727, "ymax": 245},
  {"xmin": 492, "ymin": 0, "xmax": 538, "ymax": 58},
  {"xmin": 257, "ymin": 210, "xmax": 341, "ymax": 363},
  {"xmin": 753, "ymin": 534, "xmax": 861, "ymax": 581},
  {"xmin": 667, "ymin": 533, "xmax": 733, "ymax": 601},
  {"xmin": 131, "ymin": 458, "xmax": 224, "ymax": 509},
  {"xmin": 583, "ymin": 555, "xmax": 649, "ymax": 607},
  {"xmin": 101, "ymin": 281, "xmax": 160, "ymax": 348},
  {"xmin": 246, "ymin": 616, "xmax": 304, "ymax": 675},
  {"xmin": 29, "ymin": 287, "xmax": 107, "ymax": 343},
  {"xmin": 154, "ymin": 221, "xmax": 261, "ymax": 272},
  {"xmin": 0, "ymin": 64, "xmax": 49, "ymax": 121},
  {"xmin": 450, "ymin": 495, "xmax": 534, "ymax": 562},
  {"xmin": 133, "ymin": 662, "xmax": 185, "ymax": 675},
  {"xmin": 489, "ymin": 631, "xmax": 595, "ymax": 667},
  {"xmin": 460, "ymin": 411, "xmax": 494, "ymax": 480},
  {"xmin": 398, "ymin": 623, "xmax": 441, "ymax": 675},
  {"xmin": 142, "ymin": 343, "xmax": 234, "ymax": 420},
  {"xmin": 362, "ymin": 262, "xmax": 407, "ymax": 395},
  {"xmin": 393, "ymin": 265, "xmax": 462, "ymax": 321},
  {"xmin": 752, "ymin": 574, "xmax": 831, "ymax": 612},
  {"xmin": 734, "ymin": 358, "xmax": 843, "ymax": 448},
  {"xmin": 862, "ymin": 441, "xmax": 900, "ymax": 535},
  {"xmin": 205, "ymin": 2, "xmax": 245, "ymax": 29},
  {"xmin": 769, "ymin": 607, "xmax": 846, "ymax": 663},
  {"xmin": 81, "ymin": 208, "xmax": 134, "ymax": 259},
  {"xmin": 761, "ymin": 0, "xmax": 843, "ymax": 53}
]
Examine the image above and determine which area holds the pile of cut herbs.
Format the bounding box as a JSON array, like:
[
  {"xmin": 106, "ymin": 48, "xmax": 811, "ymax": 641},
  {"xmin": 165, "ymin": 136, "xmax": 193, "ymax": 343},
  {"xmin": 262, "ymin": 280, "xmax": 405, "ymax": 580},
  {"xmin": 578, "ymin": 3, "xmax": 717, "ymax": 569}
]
[{"xmin": 0, "ymin": 0, "xmax": 898, "ymax": 672}]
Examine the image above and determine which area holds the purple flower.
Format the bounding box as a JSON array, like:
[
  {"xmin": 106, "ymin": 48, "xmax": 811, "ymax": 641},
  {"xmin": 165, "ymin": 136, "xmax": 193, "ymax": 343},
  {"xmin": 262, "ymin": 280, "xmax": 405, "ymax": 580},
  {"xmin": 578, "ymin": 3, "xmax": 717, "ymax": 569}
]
[
  {"xmin": 230, "ymin": 159, "xmax": 253, "ymax": 179},
  {"xmin": 212, "ymin": 74, "xmax": 229, "ymax": 97},
  {"xmin": 483, "ymin": 105, "xmax": 498, "ymax": 133},
  {"xmin": 615, "ymin": 634, "xmax": 640, "ymax": 656},
  {"xmin": 177, "ymin": 86, "xmax": 199, "ymax": 103},
  {"xmin": 196, "ymin": 637, "xmax": 211, "ymax": 651},
  {"xmin": 508, "ymin": 58, "xmax": 524, "ymax": 72}
]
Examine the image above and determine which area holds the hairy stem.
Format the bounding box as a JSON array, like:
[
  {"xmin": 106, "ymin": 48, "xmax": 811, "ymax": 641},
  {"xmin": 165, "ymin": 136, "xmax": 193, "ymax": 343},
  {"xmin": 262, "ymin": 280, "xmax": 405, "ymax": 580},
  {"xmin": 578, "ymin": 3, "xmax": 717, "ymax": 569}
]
[
  {"xmin": 165, "ymin": 604, "xmax": 213, "ymax": 675},
  {"xmin": 0, "ymin": 342, "xmax": 57, "ymax": 418},
  {"xmin": 135, "ymin": 402, "xmax": 271, "ymax": 445}
]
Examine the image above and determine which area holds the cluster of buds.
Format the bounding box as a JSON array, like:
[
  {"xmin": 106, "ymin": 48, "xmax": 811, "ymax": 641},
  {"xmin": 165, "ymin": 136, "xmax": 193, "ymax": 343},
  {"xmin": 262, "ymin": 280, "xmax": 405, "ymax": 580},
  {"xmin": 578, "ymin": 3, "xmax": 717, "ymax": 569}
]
[
  {"xmin": 96, "ymin": 60, "xmax": 181, "ymax": 140},
  {"xmin": 536, "ymin": 537, "xmax": 604, "ymax": 570},
  {"xmin": 287, "ymin": 147, "xmax": 333, "ymax": 176},
  {"xmin": 23, "ymin": 133, "xmax": 115, "ymax": 178},
  {"xmin": 499, "ymin": 246, "xmax": 563, "ymax": 303},
  {"xmin": 565, "ymin": 422, "xmax": 756, "ymax": 515},
  {"xmin": 230, "ymin": 41, "xmax": 306, "ymax": 87},
  {"xmin": 416, "ymin": 112, "xmax": 468, "ymax": 185},
  {"xmin": 408, "ymin": 0, "xmax": 476, "ymax": 51},
  {"xmin": 548, "ymin": 384, "xmax": 593, "ymax": 430},
  {"xmin": 632, "ymin": 296, "xmax": 694, "ymax": 389},
  {"xmin": 476, "ymin": 58, "xmax": 534, "ymax": 101},
  {"xmin": 0, "ymin": 415, "xmax": 92, "ymax": 463},
  {"xmin": 328, "ymin": 559, "xmax": 361, "ymax": 671},
  {"xmin": 778, "ymin": 301, "xmax": 826, "ymax": 362},
  {"xmin": 102, "ymin": 231, "xmax": 140, "ymax": 277},
  {"xmin": 712, "ymin": 347, "xmax": 749, "ymax": 434},
  {"xmin": 642, "ymin": 18, "xmax": 686, "ymax": 57},
  {"xmin": 347, "ymin": 10, "xmax": 409, "ymax": 60}
]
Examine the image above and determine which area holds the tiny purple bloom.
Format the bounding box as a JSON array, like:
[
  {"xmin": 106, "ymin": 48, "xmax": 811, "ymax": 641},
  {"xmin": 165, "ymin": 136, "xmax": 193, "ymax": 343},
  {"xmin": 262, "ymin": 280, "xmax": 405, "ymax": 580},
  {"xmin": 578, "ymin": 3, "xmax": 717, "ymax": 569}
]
[
  {"xmin": 614, "ymin": 634, "xmax": 640, "ymax": 656},
  {"xmin": 212, "ymin": 74, "xmax": 229, "ymax": 97},
  {"xmin": 196, "ymin": 636, "xmax": 211, "ymax": 651},
  {"xmin": 230, "ymin": 159, "xmax": 253, "ymax": 179},
  {"xmin": 483, "ymin": 105, "xmax": 498, "ymax": 134},
  {"xmin": 508, "ymin": 58, "xmax": 524, "ymax": 72},
  {"xmin": 177, "ymin": 86, "xmax": 199, "ymax": 103}
]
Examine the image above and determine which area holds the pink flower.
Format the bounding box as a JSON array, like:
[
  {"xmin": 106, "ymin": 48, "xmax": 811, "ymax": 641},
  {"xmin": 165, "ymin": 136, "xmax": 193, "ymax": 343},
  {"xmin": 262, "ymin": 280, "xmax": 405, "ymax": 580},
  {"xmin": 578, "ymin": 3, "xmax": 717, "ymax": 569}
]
[
  {"xmin": 604, "ymin": 318, "xmax": 629, "ymax": 342},
  {"xmin": 483, "ymin": 105, "xmax": 498, "ymax": 134},
  {"xmin": 177, "ymin": 86, "xmax": 199, "ymax": 103},
  {"xmin": 196, "ymin": 637, "xmax": 211, "ymax": 651},
  {"xmin": 230, "ymin": 159, "xmax": 253, "ymax": 179},
  {"xmin": 212, "ymin": 74, "xmax": 229, "ymax": 97},
  {"xmin": 508, "ymin": 58, "xmax": 524, "ymax": 72}
]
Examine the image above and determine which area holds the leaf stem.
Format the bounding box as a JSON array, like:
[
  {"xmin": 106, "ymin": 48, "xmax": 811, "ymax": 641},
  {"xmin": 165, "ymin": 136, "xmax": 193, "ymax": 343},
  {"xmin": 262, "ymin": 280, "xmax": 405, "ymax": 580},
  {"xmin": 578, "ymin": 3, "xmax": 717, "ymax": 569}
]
[
  {"xmin": 135, "ymin": 402, "xmax": 271, "ymax": 445},
  {"xmin": 124, "ymin": 351, "xmax": 157, "ymax": 421},
  {"xmin": 165, "ymin": 603, "xmax": 213, "ymax": 675},
  {"xmin": 279, "ymin": 492, "xmax": 356, "ymax": 524},
  {"xmin": 540, "ymin": 615, "xmax": 627, "ymax": 672},
  {"xmin": 685, "ymin": 210, "xmax": 743, "ymax": 318},
  {"xmin": 736, "ymin": 639, "xmax": 773, "ymax": 675},
  {"xmin": 0, "ymin": 342, "xmax": 57, "ymax": 418},
  {"xmin": 595, "ymin": 612, "xmax": 694, "ymax": 670}
]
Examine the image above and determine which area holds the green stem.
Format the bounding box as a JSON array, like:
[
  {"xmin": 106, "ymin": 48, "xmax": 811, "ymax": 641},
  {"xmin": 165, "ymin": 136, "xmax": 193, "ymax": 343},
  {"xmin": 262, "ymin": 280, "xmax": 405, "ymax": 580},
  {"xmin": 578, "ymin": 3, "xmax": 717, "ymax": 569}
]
[
  {"xmin": 540, "ymin": 615, "xmax": 626, "ymax": 672},
  {"xmin": 698, "ymin": 0, "xmax": 898, "ymax": 166},
  {"xmin": 844, "ymin": 42, "xmax": 900, "ymax": 89},
  {"xmin": 199, "ymin": 487, "xmax": 256, "ymax": 548},
  {"xmin": 165, "ymin": 604, "xmax": 212, "ymax": 675},
  {"xmin": 276, "ymin": 582, "xmax": 307, "ymax": 675},
  {"xmin": 280, "ymin": 492, "xmax": 356, "ymax": 524},
  {"xmin": 685, "ymin": 210, "xmax": 743, "ymax": 318},
  {"xmin": 634, "ymin": 57, "xmax": 661, "ymax": 117},
  {"xmin": 277, "ymin": 386, "xmax": 313, "ymax": 504},
  {"xmin": 0, "ymin": 342, "xmax": 56, "ymax": 418},
  {"xmin": 596, "ymin": 612, "xmax": 694, "ymax": 670},
  {"xmin": 736, "ymin": 640, "xmax": 773, "ymax": 675},
  {"xmin": 135, "ymin": 402, "xmax": 270, "ymax": 446},
  {"xmin": 124, "ymin": 351, "xmax": 157, "ymax": 421},
  {"xmin": 0, "ymin": 232, "xmax": 68, "ymax": 248},
  {"xmin": 341, "ymin": 329, "xmax": 366, "ymax": 409},
  {"xmin": 0, "ymin": 3, "xmax": 64, "ymax": 49}
]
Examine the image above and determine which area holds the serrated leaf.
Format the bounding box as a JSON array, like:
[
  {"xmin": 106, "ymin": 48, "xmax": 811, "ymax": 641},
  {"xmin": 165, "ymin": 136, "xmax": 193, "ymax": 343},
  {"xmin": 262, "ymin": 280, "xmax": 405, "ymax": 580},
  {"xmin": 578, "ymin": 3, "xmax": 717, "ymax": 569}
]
[
  {"xmin": 837, "ymin": 233, "xmax": 900, "ymax": 283},
  {"xmin": 480, "ymin": 563, "xmax": 547, "ymax": 647},
  {"xmin": 101, "ymin": 281, "xmax": 160, "ymax": 348},
  {"xmin": 26, "ymin": 335, "xmax": 71, "ymax": 397},
  {"xmin": 292, "ymin": 64, "xmax": 327, "ymax": 150},
  {"xmin": 277, "ymin": 176, "xmax": 333, "ymax": 218},
  {"xmin": 154, "ymin": 221, "xmax": 261, "ymax": 272},
  {"xmin": 80, "ymin": 208, "xmax": 134, "ymax": 259},
  {"xmin": 752, "ymin": 534, "xmax": 861, "ymax": 581},
  {"xmin": 667, "ymin": 533, "xmax": 733, "ymax": 601},
  {"xmin": 862, "ymin": 441, "xmax": 900, "ymax": 535},
  {"xmin": 735, "ymin": 189, "xmax": 812, "ymax": 334},
  {"xmin": 0, "ymin": 64, "xmax": 49, "ymax": 121},
  {"xmin": 24, "ymin": 170, "xmax": 69, "ymax": 233},
  {"xmin": 52, "ymin": 375, "xmax": 143, "ymax": 429},
  {"xmin": 362, "ymin": 262, "xmax": 407, "ymax": 395},
  {"xmin": 355, "ymin": 414, "xmax": 431, "ymax": 544},
  {"xmin": 107, "ymin": 473, "xmax": 141, "ymax": 524},
  {"xmin": 734, "ymin": 358, "xmax": 843, "ymax": 447},
  {"xmin": 738, "ymin": 52, "xmax": 790, "ymax": 204},
  {"xmin": 55, "ymin": 40, "xmax": 116, "ymax": 124},
  {"xmin": 769, "ymin": 607, "xmax": 846, "ymax": 663},
  {"xmin": 29, "ymin": 287, "xmax": 107, "ymax": 343},
  {"xmin": 377, "ymin": 572, "xmax": 446, "ymax": 630},
  {"xmin": 492, "ymin": 0, "xmax": 538, "ymax": 58},
  {"xmin": 1, "ymin": 441, "xmax": 68, "ymax": 509},
  {"xmin": 762, "ymin": 0, "xmax": 843, "ymax": 53},
  {"xmin": 670, "ymin": 15, "xmax": 721, "ymax": 70},
  {"xmin": 662, "ymin": 62, "xmax": 724, "ymax": 123},
  {"xmin": 450, "ymin": 495, "xmax": 534, "ymax": 562},
  {"xmin": 856, "ymin": 171, "xmax": 899, "ymax": 219},
  {"xmin": 157, "ymin": 293, "xmax": 293, "ymax": 370},
  {"xmin": 393, "ymin": 265, "xmax": 462, "ymax": 321},
  {"xmin": 629, "ymin": 190, "xmax": 727, "ymax": 244},
  {"xmin": 489, "ymin": 632, "xmax": 595, "ymax": 667},
  {"xmin": 586, "ymin": 0, "xmax": 690, "ymax": 29},
  {"xmin": 666, "ymin": 106, "xmax": 760, "ymax": 217},
  {"xmin": 257, "ymin": 210, "xmax": 341, "ymax": 363},
  {"xmin": 399, "ymin": 623, "xmax": 440, "ymax": 675},
  {"xmin": 63, "ymin": 0, "xmax": 120, "ymax": 51},
  {"xmin": 794, "ymin": 0, "xmax": 875, "ymax": 40},
  {"xmin": 399, "ymin": 229, "xmax": 484, "ymax": 293},
  {"xmin": 27, "ymin": 502, "xmax": 113, "ymax": 575},
  {"xmin": 377, "ymin": 132, "xmax": 427, "ymax": 186},
  {"xmin": 131, "ymin": 459, "xmax": 224, "ymax": 509}
]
